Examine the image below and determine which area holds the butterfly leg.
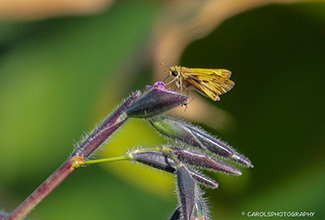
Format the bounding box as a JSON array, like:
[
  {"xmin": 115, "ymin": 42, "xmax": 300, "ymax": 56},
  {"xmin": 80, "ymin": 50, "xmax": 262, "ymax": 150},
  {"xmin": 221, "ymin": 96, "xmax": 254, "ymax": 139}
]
[
  {"xmin": 165, "ymin": 77, "xmax": 177, "ymax": 86},
  {"xmin": 178, "ymin": 77, "xmax": 183, "ymax": 94}
]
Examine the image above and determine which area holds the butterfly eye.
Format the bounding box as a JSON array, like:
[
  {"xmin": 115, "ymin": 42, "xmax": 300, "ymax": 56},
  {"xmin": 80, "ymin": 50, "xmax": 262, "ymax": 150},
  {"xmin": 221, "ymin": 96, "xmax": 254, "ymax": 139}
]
[{"xmin": 171, "ymin": 70, "xmax": 178, "ymax": 77}]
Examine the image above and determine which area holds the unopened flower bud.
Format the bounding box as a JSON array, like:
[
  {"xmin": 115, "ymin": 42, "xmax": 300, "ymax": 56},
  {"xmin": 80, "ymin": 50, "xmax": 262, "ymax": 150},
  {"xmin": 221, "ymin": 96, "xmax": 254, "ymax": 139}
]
[
  {"xmin": 192, "ymin": 191, "xmax": 209, "ymax": 220},
  {"xmin": 127, "ymin": 82, "xmax": 188, "ymax": 118},
  {"xmin": 177, "ymin": 163, "xmax": 195, "ymax": 220},
  {"xmin": 149, "ymin": 116, "xmax": 253, "ymax": 167},
  {"xmin": 170, "ymin": 147, "xmax": 242, "ymax": 175},
  {"xmin": 129, "ymin": 149, "xmax": 218, "ymax": 188}
]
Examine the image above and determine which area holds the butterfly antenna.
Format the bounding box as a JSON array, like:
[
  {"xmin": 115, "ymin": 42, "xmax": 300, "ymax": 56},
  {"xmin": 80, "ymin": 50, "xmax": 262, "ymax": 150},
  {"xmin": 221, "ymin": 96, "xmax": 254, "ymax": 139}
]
[
  {"xmin": 160, "ymin": 62, "xmax": 172, "ymax": 70},
  {"xmin": 163, "ymin": 74, "xmax": 170, "ymax": 82},
  {"xmin": 160, "ymin": 62, "xmax": 172, "ymax": 83}
]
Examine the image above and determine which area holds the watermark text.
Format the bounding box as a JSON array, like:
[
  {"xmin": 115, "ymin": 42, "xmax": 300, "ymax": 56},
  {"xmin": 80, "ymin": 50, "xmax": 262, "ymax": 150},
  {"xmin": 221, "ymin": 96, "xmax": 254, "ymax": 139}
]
[{"xmin": 241, "ymin": 211, "xmax": 315, "ymax": 218}]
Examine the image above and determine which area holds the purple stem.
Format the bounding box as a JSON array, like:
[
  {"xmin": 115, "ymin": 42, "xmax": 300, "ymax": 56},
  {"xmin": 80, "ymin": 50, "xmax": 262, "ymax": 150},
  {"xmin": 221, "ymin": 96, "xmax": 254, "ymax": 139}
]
[
  {"xmin": 72, "ymin": 91, "xmax": 140, "ymax": 158},
  {"xmin": 5, "ymin": 92, "xmax": 140, "ymax": 220},
  {"xmin": 5, "ymin": 157, "xmax": 79, "ymax": 220}
]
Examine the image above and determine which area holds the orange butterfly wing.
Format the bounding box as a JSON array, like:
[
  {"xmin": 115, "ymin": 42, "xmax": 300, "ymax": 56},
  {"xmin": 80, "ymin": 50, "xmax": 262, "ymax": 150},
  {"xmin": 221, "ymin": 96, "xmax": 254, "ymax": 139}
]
[{"xmin": 178, "ymin": 67, "xmax": 235, "ymax": 101}]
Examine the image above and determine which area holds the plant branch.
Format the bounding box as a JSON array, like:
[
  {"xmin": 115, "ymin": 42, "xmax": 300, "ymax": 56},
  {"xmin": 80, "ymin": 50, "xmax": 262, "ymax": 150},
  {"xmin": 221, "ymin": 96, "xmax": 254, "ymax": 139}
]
[
  {"xmin": 84, "ymin": 155, "xmax": 129, "ymax": 165},
  {"xmin": 5, "ymin": 92, "xmax": 141, "ymax": 220},
  {"xmin": 5, "ymin": 157, "xmax": 84, "ymax": 220}
]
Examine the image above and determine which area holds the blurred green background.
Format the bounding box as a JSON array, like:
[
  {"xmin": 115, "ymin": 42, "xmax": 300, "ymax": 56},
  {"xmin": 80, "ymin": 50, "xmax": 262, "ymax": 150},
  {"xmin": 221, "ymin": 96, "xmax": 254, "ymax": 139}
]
[{"xmin": 1, "ymin": 1, "xmax": 325, "ymax": 220}]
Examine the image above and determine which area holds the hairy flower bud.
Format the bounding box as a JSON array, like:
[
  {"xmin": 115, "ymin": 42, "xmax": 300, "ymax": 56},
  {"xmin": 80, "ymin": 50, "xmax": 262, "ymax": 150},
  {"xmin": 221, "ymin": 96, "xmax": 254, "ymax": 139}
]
[
  {"xmin": 170, "ymin": 147, "xmax": 242, "ymax": 175},
  {"xmin": 127, "ymin": 82, "xmax": 188, "ymax": 118},
  {"xmin": 149, "ymin": 116, "xmax": 253, "ymax": 167},
  {"xmin": 192, "ymin": 192, "xmax": 210, "ymax": 220},
  {"xmin": 129, "ymin": 149, "xmax": 218, "ymax": 188},
  {"xmin": 177, "ymin": 163, "xmax": 195, "ymax": 220}
]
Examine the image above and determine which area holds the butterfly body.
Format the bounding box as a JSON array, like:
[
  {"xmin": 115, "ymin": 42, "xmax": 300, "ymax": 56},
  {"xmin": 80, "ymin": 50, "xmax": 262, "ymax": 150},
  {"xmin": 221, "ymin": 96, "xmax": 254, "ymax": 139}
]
[{"xmin": 167, "ymin": 65, "xmax": 235, "ymax": 101}]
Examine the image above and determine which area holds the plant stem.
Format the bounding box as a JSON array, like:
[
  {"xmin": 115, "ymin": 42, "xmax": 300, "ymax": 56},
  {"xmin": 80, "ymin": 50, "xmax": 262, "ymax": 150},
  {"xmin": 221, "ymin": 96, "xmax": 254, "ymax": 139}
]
[
  {"xmin": 5, "ymin": 157, "xmax": 82, "ymax": 220},
  {"xmin": 5, "ymin": 92, "xmax": 140, "ymax": 220},
  {"xmin": 85, "ymin": 155, "xmax": 129, "ymax": 165},
  {"xmin": 72, "ymin": 91, "xmax": 140, "ymax": 158}
]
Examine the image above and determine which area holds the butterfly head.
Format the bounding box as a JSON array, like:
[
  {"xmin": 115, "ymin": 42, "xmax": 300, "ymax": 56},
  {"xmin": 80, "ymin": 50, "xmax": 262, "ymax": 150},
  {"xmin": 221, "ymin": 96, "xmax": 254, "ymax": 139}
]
[{"xmin": 169, "ymin": 66, "xmax": 181, "ymax": 78}]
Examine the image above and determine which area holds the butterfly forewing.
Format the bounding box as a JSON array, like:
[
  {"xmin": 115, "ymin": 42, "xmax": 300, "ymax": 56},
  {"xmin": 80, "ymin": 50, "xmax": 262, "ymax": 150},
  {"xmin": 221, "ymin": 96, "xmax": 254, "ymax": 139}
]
[
  {"xmin": 189, "ymin": 68, "xmax": 232, "ymax": 79},
  {"xmin": 168, "ymin": 66, "xmax": 235, "ymax": 101}
]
